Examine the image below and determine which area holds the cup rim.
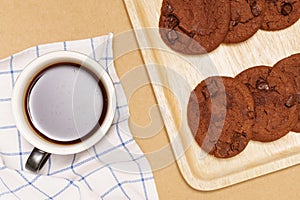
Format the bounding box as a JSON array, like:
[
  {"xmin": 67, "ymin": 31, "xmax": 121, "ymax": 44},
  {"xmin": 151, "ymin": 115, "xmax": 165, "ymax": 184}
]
[{"xmin": 12, "ymin": 50, "xmax": 116, "ymax": 155}]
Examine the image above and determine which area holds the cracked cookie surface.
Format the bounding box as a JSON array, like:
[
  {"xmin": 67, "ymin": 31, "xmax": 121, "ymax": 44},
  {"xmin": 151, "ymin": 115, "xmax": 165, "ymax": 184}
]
[
  {"xmin": 159, "ymin": 0, "xmax": 230, "ymax": 54},
  {"xmin": 236, "ymin": 66, "xmax": 298, "ymax": 142},
  {"xmin": 274, "ymin": 53, "xmax": 300, "ymax": 132},
  {"xmin": 261, "ymin": 0, "xmax": 300, "ymax": 31},
  {"xmin": 224, "ymin": 0, "xmax": 265, "ymax": 43},
  {"xmin": 187, "ymin": 77, "xmax": 254, "ymax": 158}
]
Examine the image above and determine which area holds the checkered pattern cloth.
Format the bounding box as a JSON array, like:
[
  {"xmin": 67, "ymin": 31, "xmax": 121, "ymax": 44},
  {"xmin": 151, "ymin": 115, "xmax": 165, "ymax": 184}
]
[{"xmin": 0, "ymin": 34, "xmax": 158, "ymax": 200}]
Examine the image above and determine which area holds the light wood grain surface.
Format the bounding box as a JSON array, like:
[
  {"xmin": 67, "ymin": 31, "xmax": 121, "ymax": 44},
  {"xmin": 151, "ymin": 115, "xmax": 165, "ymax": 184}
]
[
  {"xmin": 1, "ymin": 0, "xmax": 300, "ymax": 199},
  {"xmin": 124, "ymin": 0, "xmax": 300, "ymax": 191}
]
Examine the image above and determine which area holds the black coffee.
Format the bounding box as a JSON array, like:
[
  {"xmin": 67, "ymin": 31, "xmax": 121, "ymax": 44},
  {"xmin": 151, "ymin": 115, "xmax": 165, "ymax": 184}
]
[{"xmin": 25, "ymin": 63, "xmax": 108, "ymax": 144}]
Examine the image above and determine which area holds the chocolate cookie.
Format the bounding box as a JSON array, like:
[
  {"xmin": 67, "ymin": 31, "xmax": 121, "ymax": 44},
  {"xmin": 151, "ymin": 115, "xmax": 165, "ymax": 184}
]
[
  {"xmin": 261, "ymin": 0, "xmax": 300, "ymax": 31},
  {"xmin": 274, "ymin": 53, "xmax": 300, "ymax": 132},
  {"xmin": 187, "ymin": 77, "xmax": 254, "ymax": 158},
  {"xmin": 159, "ymin": 0, "xmax": 231, "ymax": 54},
  {"xmin": 224, "ymin": 0, "xmax": 265, "ymax": 43},
  {"xmin": 236, "ymin": 66, "xmax": 298, "ymax": 142}
]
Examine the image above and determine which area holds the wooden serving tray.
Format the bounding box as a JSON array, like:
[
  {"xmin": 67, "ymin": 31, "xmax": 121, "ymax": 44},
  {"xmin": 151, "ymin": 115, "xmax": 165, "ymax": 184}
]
[{"xmin": 124, "ymin": 0, "xmax": 300, "ymax": 191}]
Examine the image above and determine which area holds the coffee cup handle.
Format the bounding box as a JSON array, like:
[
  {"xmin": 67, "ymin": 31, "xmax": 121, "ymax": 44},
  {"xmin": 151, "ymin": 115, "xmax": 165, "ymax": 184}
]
[{"xmin": 25, "ymin": 148, "xmax": 51, "ymax": 173}]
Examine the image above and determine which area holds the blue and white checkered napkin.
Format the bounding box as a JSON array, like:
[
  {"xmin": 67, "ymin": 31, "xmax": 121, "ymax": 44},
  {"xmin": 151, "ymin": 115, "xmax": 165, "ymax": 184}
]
[{"xmin": 0, "ymin": 33, "xmax": 159, "ymax": 199}]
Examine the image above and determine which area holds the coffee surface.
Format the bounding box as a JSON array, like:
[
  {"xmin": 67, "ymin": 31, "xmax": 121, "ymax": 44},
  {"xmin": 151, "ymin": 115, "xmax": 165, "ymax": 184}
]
[{"xmin": 26, "ymin": 63, "xmax": 105, "ymax": 143}]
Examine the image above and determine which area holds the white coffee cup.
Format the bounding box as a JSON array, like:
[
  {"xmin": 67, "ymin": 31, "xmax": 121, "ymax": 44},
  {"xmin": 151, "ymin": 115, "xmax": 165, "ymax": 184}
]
[{"xmin": 12, "ymin": 51, "xmax": 116, "ymax": 172}]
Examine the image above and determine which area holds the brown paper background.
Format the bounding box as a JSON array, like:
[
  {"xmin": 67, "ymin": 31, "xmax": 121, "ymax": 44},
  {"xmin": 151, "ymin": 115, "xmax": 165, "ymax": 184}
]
[{"xmin": 0, "ymin": 0, "xmax": 300, "ymax": 199}]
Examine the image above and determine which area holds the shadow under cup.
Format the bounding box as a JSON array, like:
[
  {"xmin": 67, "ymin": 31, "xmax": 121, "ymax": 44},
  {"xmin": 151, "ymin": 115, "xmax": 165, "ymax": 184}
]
[{"xmin": 12, "ymin": 51, "xmax": 116, "ymax": 173}]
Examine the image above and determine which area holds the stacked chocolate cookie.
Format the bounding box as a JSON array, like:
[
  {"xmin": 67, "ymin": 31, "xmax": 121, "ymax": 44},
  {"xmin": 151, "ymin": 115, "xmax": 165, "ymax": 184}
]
[
  {"xmin": 187, "ymin": 53, "xmax": 300, "ymax": 158},
  {"xmin": 159, "ymin": 0, "xmax": 300, "ymax": 54}
]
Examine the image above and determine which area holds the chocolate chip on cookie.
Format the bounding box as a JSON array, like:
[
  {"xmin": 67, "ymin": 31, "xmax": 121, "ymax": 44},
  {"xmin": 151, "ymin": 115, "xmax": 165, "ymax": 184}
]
[
  {"xmin": 159, "ymin": 0, "xmax": 231, "ymax": 54},
  {"xmin": 274, "ymin": 53, "xmax": 300, "ymax": 132},
  {"xmin": 235, "ymin": 66, "xmax": 298, "ymax": 142},
  {"xmin": 261, "ymin": 0, "xmax": 300, "ymax": 31},
  {"xmin": 224, "ymin": 0, "xmax": 265, "ymax": 43},
  {"xmin": 187, "ymin": 77, "xmax": 254, "ymax": 158}
]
